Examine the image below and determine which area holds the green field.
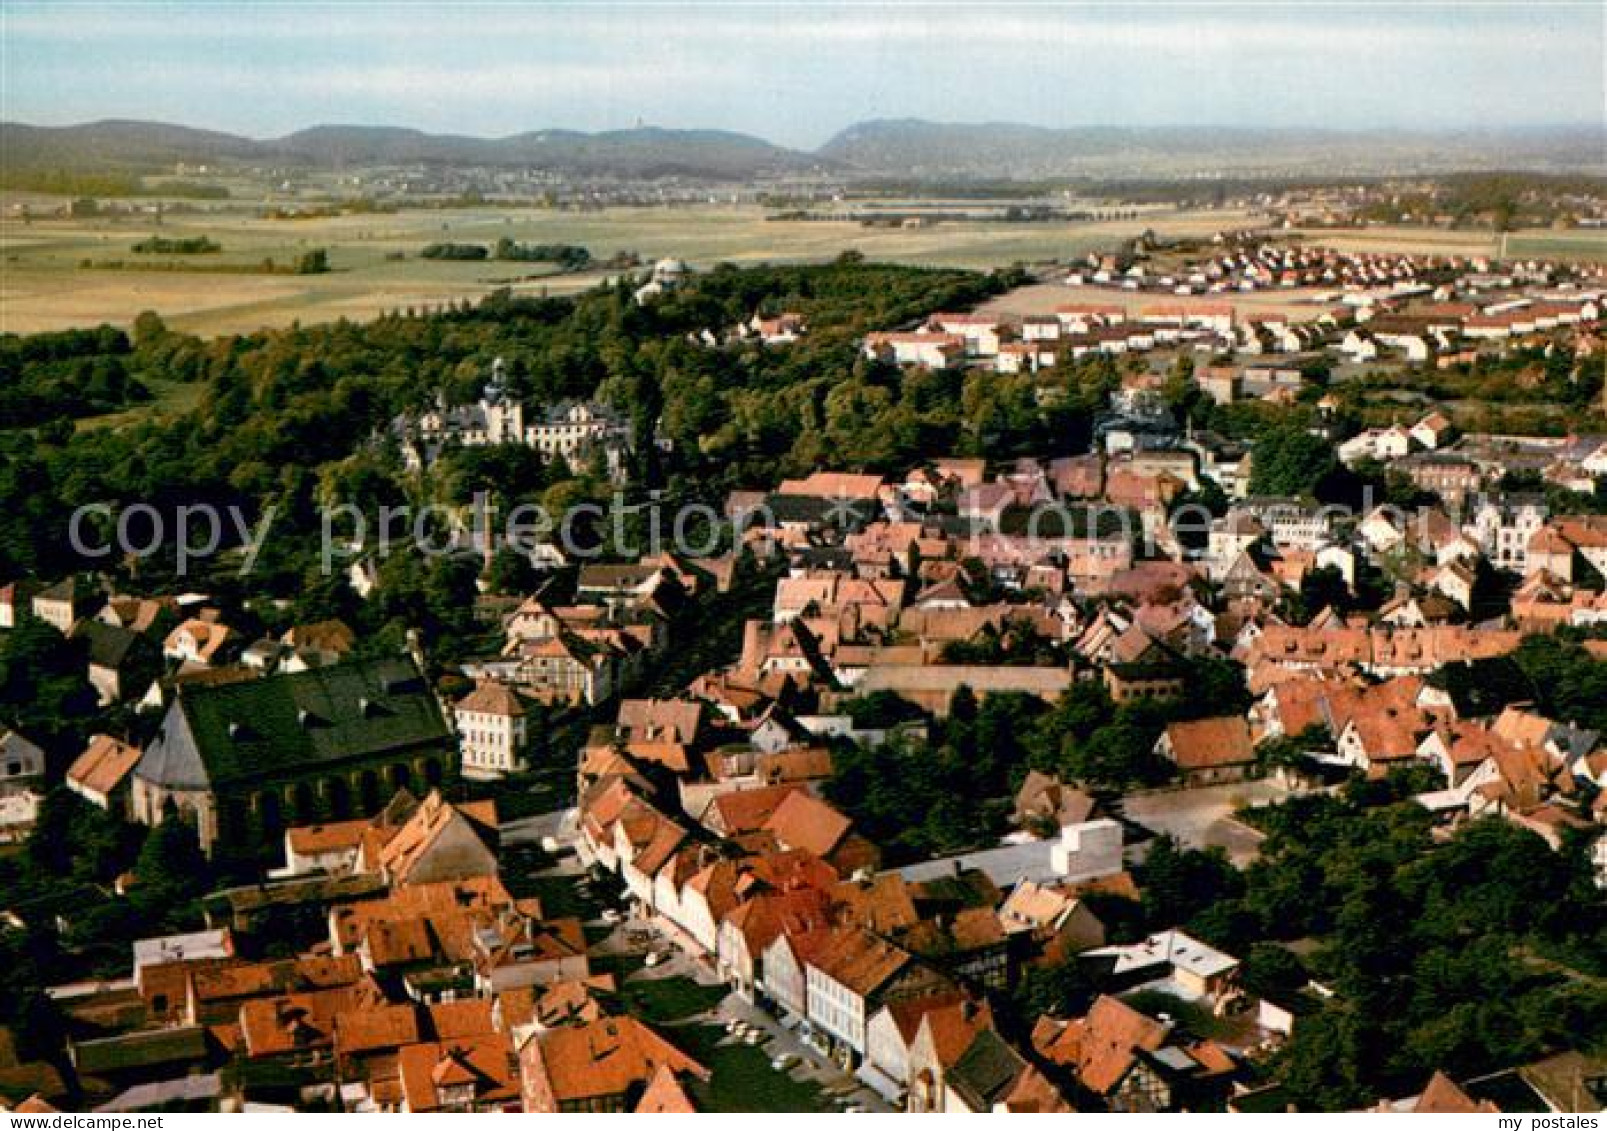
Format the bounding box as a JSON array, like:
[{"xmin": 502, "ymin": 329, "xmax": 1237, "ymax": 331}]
[{"xmin": 4, "ymin": 196, "xmax": 1601, "ymax": 338}]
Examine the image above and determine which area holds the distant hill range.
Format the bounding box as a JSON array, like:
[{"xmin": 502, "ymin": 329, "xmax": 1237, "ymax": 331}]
[
  {"xmin": 0, "ymin": 120, "xmax": 828, "ymax": 181},
  {"xmin": 817, "ymin": 119, "xmax": 1604, "ymax": 179},
  {"xmin": 3, "ymin": 116, "xmax": 1601, "ymax": 182}
]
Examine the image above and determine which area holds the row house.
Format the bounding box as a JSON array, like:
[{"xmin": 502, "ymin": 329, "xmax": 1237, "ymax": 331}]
[
  {"xmin": 862, "ymin": 332, "xmax": 965, "ymax": 369},
  {"xmin": 793, "ymin": 926, "xmax": 949, "ymax": 1068},
  {"xmin": 1245, "ymin": 624, "xmax": 1523, "ymax": 678},
  {"xmin": 926, "ymin": 313, "xmax": 1005, "ymax": 357},
  {"xmin": 1031, "ymin": 994, "xmax": 1237, "ymax": 1112},
  {"xmin": 994, "ymin": 341, "xmax": 1059, "ymax": 374}
]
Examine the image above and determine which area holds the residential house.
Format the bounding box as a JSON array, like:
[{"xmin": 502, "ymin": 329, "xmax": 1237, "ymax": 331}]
[
  {"xmin": 1082, "ymin": 930, "xmax": 1241, "ymax": 1005},
  {"xmin": 1155, "ymin": 717, "xmax": 1257, "ymax": 787},
  {"xmin": 65, "ymin": 734, "xmax": 141, "ymax": 813},
  {"xmin": 162, "ymin": 616, "xmax": 238, "ymax": 669},
  {"xmin": 454, "ymin": 681, "xmax": 528, "ymax": 780},
  {"xmin": 71, "ymin": 619, "xmax": 159, "ymax": 705},
  {"xmin": 943, "ymin": 1028, "xmax": 1070, "ymax": 1113},
  {"xmin": 1032, "ymin": 995, "xmax": 1236, "ymax": 1112},
  {"xmin": 805, "ymin": 927, "xmax": 947, "ymax": 1067},
  {"xmin": 0, "ymin": 580, "xmax": 37, "ymax": 629},
  {"xmin": 863, "ymin": 989, "xmax": 971, "ymax": 1103},
  {"xmin": 32, "ymin": 577, "xmax": 96, "ymax": 633},
  {"xmin": 906, "ymin": 998, "xmax": 997, "ymax": 1112},
  {"xmin": 397, "ymin": 1035, "xmax": 521, "ymax": 1113},
  {"xmin": 0, "ymin": 727, "xmax": 45, "ymax": 788},
  {"xmin": 519, "ymin": 1015, "xmax": 707, "ymax": 1112}
]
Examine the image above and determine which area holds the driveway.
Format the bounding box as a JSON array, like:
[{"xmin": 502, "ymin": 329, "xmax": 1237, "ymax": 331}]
[{"xmin": 1119, "ymin": 779, "xmax": 1290, "ymax": 866}]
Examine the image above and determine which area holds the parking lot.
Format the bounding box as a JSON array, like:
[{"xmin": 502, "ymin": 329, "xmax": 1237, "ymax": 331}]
[
  {"xmin": 594, "ymin": 904, "xmax": 894, "ymax": 1112},
  {"xmin": 1120, "ymin": 779, "xmax": 1291, "ymax": 866},
  {"xmin": 508, "ymin": 816, "xmax": 904, "ymax": 1111}
]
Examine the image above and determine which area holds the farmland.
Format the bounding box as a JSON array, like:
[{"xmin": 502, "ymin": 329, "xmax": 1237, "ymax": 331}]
[{"xmin": 3, "ymin": 196, "xmax": 1602, "ymax": 337}]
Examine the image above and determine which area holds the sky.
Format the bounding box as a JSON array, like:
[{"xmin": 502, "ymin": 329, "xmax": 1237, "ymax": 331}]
[{"xmin": 2, "ymin": 2, "xmax": 1603, "ymax": 148}]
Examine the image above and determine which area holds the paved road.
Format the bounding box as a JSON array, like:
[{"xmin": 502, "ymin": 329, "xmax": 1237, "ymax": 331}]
[
  {"xmin": 500, "ymin": 806, "xmax": 578, "ymax": 847},
  {"xmin": 1120, "ymin": 779, "xmax": 1289, "ymax": 866}
]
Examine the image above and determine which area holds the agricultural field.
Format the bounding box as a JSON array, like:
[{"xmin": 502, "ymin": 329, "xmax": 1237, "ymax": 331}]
[
  {"xmin": 1291, "ymin": 223, "xmax": 1607, "ymax": 263},
  {"xmin": 977, "ymin": 282, "xmax": 1343, "ymax": 323},
  {"xmin": 2, "ymin": 199, "xmax": 1252, "ymax": 336}
]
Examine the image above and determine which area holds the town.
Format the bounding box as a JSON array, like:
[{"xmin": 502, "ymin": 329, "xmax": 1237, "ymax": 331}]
[{"xmin": 0, "ymin": 215, "xmax": 1604, "ymax": 1115}]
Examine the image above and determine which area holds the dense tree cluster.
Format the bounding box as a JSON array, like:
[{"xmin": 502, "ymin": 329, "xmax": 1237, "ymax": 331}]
[
  {"xmin": 1430, "ymin": 632, "xmax": 1607, "ymax": 733},
  {"xmin": 492, "ymin": 238, "xmax": 591, "ymax": 269},
  {"xmin": 826, "ymin": 654, "xmax": 1255, "ymax": 861},
  {"xmin": 825, "ymin": 688, "xmax": 1045, "ymax": 863},
  {"xmin": 1246, "ymin": 421, "xmax": 1342, "ymax": 498},
  {"xmin": 1160, "ymin": 789, "xmax": 1607, "ymax": 1108},
  {"xmin": 0, "ymin": 261, "xmax": 1020, "ymax": 619},
  {"xmin": 0, "ymin": 325, "xmax": 151, "ymax": 428},
  {"xmin": 131, "ymin": 235, "xmax": 220, "ymax": 254},
  {"xmin": 0, "ymin": 790, "xmax": 214, "ymax": 1078},
  {"xmin": 419, "ymin": 241, "xmax": 490, "ymax": 260},
  {"xmin": 1025, "ymin": 656, "xmax": 1252, "ymax": 790}
]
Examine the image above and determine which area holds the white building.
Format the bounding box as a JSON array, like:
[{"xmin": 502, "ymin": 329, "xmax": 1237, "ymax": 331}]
[
  {"xmin": 0, "ymin": 726, "xmax": 46, "ymax": 786},
  {"xmin": 454, "ymin": 680, "xmax": 529, "ymax": 779},
  {"xmin": 1468, "ymin": 495, "xmax": 1548, "ymax": 573}
]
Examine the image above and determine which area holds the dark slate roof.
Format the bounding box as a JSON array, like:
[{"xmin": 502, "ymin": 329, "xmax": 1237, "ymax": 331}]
[
  {"xmin": 760, "ymin": 493, "xmax": 878, "ymax": 529},
  {"xmin": 134, "ymin": 655, "xmax": 450, "ymax": 791},
  {"xmin": 71, "ymin": 619, "xmax": 144, "ymax": 670},
  {"xmin": 946, "ymin": 1027, "xmax": 1025, "ymax": 1111},
  {"xmin": 791, "ymin": 546, "xmax": 855, "ymax": 572},
  {"xmin": 35, "ymin": 576, "xmax": 80, "ymax": 604},
  {"xmin": 71, "ymin": 1026, "xmax": 208, "ymax": 1075}
]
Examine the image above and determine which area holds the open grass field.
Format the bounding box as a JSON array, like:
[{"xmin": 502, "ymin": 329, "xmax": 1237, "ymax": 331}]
[{"xmin": 3, "ymin": 199, "xmax": 1601, "ymax": 338}]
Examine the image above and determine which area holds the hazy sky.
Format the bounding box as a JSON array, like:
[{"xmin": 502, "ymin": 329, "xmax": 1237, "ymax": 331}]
[{"xmin": 4, "ymin": 2, "xmax": 1603, "ymax": 147}]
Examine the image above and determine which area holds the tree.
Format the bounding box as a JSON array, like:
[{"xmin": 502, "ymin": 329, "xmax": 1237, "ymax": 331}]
[
  {"xmin": 1248, "ymin": 422, "xmax": 1338, "ymax": 499},
  {"xmin": 293, "ymin": 248, "xmax": 330, "ymax": 275},
  {"xmin": 26, "ymin": 788, "xmax": 80, "ymax": 876},
  {"xmin": 1278, "ymin": 1006, "xmax": 1375, "ymax": 1111},
  {"xmin": 1137, "ymin": 835, "xmax": 1243, "ymax": 931},
  {"xmin": 1240, "ymin": 942, "xmax": 1309, "ymax": 1000},
  {"xmin": 133, "ymin": 812, "xmax": 210, "ymax": 911},
  {"xmin": 1013, "ymin": 956, "xmax": 1095, "ymax": 1018},
  {"xmin": 1299, "ymin": 564, "xmax": 1351, "ymax": 620}
]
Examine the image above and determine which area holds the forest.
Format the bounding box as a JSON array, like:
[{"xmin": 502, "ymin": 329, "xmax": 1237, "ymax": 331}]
[{"xmin": 0, "ymin": 257, "xmax": 1023, "ymax": 596}]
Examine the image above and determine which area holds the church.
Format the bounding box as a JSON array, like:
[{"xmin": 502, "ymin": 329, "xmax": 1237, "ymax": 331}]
[{"xmin": 130, "ymin": 654, "xmax": 457, "ymax": 861}]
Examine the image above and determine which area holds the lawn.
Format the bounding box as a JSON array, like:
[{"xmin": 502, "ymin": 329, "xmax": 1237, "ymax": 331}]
[{"xmin": 71, "ymin": 375, "xmax": 206, "ymax": 432}]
